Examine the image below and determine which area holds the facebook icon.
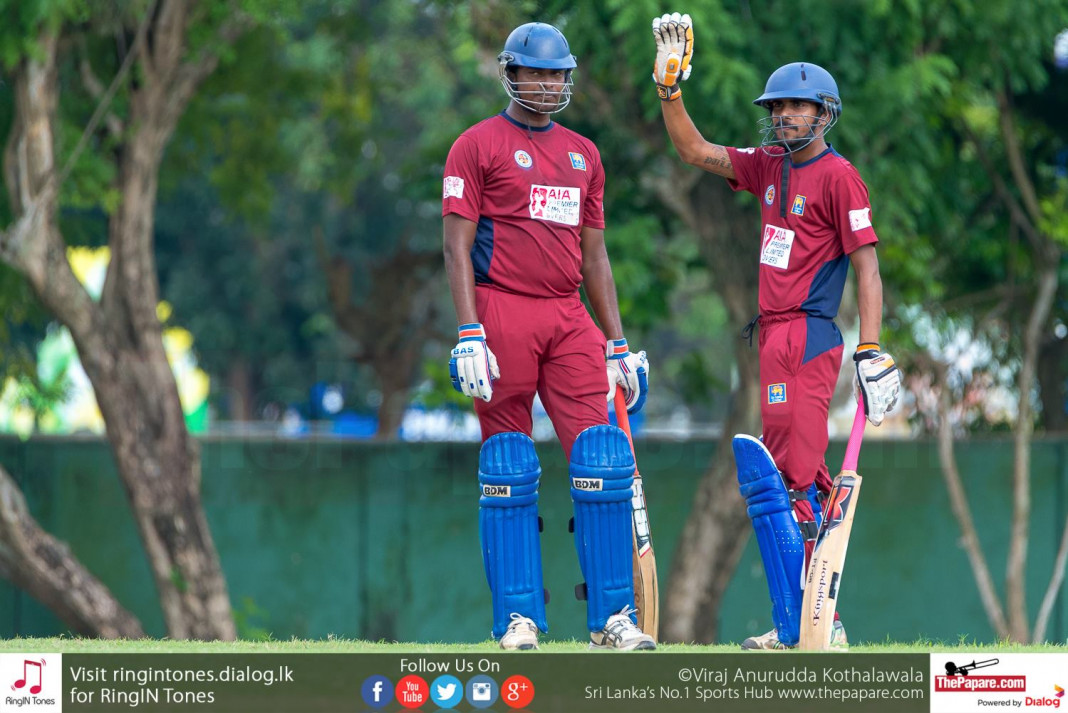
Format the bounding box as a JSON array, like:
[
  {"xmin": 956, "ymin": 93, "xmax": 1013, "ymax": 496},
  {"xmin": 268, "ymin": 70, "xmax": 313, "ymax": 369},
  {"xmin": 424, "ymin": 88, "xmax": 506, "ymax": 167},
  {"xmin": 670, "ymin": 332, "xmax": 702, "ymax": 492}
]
[{"xmin": 361, "ymin": 675, "xmax": 393, "ymax": 709}]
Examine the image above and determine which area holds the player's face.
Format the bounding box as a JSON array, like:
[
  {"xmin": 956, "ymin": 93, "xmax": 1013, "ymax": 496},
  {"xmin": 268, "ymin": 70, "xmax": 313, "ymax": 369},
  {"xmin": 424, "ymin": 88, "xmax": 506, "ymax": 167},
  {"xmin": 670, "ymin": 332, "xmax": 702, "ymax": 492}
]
[
  {"xmin": 511, "ymin": 66, "xmax": 568, "ymax": 113},
  {"xmin": 766, "ymin": 99, "xmax": 825, "ymax": 148}
]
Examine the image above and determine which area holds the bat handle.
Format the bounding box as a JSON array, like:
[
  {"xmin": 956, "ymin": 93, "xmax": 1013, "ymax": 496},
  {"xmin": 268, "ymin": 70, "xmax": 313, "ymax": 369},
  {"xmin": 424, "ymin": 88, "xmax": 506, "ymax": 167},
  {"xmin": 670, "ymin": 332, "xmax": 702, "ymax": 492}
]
[
  {"xmin": 842, "ymin": 399, "xmax": 866, "ymax": 472},
  {"xmin": 613, "ymin": 389, "xmax": 636, "ymax": 454}
]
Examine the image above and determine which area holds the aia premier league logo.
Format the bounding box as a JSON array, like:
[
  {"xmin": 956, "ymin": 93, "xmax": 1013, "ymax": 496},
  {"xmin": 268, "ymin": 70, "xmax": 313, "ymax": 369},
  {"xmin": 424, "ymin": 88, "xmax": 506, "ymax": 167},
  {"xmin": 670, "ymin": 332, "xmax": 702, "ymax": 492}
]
[
  {"xmin": 1, "ymin": 653, "xmax": 62, "ymax": 711},
  {"xmin": 931, "ymin": 653, "xmax": 1068, "ymax": 712}
]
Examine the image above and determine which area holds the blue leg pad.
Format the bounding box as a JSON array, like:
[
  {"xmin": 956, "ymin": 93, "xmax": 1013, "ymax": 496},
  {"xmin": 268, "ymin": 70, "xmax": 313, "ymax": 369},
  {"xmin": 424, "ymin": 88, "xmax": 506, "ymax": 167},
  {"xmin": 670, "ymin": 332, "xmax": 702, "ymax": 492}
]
[
  {"xmin": 570, "ymin": 425, "xmax": 635, "ymax": 632},
  {"xmin": 733, "ymin": 434, "xmax": 803, "ymax": 647},
  {"xmin": 479, "ymin": 432, "xmax": 546, "ymax": 638}
]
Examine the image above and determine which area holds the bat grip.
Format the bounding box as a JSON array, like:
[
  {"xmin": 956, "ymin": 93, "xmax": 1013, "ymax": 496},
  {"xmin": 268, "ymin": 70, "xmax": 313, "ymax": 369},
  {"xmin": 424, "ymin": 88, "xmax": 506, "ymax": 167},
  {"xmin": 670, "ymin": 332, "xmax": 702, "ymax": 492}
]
[
  {"xmin": 842, "ymin": 399, "xmax": 866, "ymax": 472},
  {"xmin": 613, "ymin": 389, "xmax": 636, "ymax": 455}
]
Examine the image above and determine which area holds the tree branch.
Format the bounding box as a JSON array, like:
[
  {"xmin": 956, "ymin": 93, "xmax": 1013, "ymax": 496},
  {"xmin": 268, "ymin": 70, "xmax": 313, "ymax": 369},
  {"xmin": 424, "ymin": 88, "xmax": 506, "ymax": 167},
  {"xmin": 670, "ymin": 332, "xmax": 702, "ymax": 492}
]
[
  {"xmin": 1033, "ymin": 513, "xmax": 1068, "ymax": 643},
  {"xmin": 937, "ymin": 364, "xmax": 1009, "ymax": 638}
]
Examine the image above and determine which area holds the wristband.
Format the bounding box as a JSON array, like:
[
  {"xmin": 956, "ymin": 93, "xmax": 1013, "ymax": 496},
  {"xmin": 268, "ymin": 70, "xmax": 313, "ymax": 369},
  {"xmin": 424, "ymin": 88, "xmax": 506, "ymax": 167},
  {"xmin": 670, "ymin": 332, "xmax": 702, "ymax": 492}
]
[
  {"xmin": 458, "ymin": 323, "xmax": 486, "ymax": 342},
  {"xmin": 656, "ymin": 84, "xmax": 681, "ymax": 101},
  {"xmin": 606, "ymin": 338, "xmax": 629, "ymax": 358}
]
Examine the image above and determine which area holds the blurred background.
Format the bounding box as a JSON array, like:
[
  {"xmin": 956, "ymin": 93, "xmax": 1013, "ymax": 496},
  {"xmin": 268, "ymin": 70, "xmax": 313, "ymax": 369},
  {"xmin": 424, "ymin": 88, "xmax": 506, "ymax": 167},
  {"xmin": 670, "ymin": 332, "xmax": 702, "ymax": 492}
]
[{"xmin": 0, "ymin": 0, "xmax": 1065, "ymax": 646}]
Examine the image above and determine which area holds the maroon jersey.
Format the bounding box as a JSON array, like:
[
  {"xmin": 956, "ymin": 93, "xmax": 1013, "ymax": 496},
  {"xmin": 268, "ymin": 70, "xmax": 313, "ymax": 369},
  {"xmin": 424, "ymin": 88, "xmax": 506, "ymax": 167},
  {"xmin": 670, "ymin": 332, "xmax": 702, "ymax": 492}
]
[
  {"xmin": 726, "ymin": 146, "xmax": 878, "ymax": 318},
  {"xmin": 442, "ymin": 113, "xmax": 605, "ymax": 298}
]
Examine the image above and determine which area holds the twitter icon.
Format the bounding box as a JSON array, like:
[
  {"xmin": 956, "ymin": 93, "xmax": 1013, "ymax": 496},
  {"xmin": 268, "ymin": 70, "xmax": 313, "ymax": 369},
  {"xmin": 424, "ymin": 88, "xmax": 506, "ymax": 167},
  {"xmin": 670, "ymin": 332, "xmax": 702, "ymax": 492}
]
[{"xmin": 430, "ymin": 674, "xmax": 463, "ymax": 709}]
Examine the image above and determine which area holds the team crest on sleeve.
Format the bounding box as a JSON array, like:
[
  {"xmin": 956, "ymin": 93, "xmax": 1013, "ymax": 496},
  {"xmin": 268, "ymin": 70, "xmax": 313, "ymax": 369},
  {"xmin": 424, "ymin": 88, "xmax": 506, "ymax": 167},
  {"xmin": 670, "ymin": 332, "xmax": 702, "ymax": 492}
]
[
  {"xmin": 849, "ymin": 207, "xmax": 872, "ymax": 231},
  {"xmin": 514, "ymin": 150, "xmax": 533, "ymax": 169},
  {"xmin": 768, "ymin": 383, "xmax": 787, "ymax": 404},
  {"xmin": 443, "ymin": 176, "xmax": 465, "ymax": 199},
  {"xmin": 764, "ymin": 185, "xmax": 775, "ymax": 205},
  {"xmin": 568, "ymin": 152, "xmax": 587, "ymax": 170},
  {"xmin": 791, "ymin": 195, "xmax": 807, "ymax": 216}
]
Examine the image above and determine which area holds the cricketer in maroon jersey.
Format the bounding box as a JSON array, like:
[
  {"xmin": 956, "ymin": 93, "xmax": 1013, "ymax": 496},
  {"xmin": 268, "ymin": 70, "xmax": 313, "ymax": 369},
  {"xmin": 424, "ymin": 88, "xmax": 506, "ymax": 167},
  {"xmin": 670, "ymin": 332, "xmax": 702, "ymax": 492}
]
[
  {"xmin": 653, "ymin": 13, "xmax": 900, "ymax": 652},
  {"xmin": 442, "ymin": 22, "xmax": 655, "ymax": 652}
]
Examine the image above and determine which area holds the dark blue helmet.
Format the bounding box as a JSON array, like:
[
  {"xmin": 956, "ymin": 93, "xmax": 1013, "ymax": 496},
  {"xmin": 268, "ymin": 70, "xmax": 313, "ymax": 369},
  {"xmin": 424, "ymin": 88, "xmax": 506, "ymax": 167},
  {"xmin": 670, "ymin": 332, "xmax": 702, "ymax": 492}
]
[
  {"xmin": 498, "ymin": 23, "xmax": 576, "ymax": 114},
  {"xmin": 499, "ymin": 22, "xmax": 577, "ymax": 70},
  {"xmin": 754, "ymin": 62, "xmax": 841, "ymax": 154},
  {"xmin": 754, "ymin": 62, "xmax": 841, "ymax": 117}
]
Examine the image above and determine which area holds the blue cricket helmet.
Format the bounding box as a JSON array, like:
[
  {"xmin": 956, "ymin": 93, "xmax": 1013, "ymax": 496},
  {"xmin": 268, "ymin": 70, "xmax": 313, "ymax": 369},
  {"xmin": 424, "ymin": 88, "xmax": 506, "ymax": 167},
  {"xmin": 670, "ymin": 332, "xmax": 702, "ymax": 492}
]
[
  {"xmin": 754, "ymin": 62, "xmax": 841, "ymax": 117},
  {"xmin": 754, "ymin": 62, "xmax": 841, "ymax": 154},
  {"xmin": 498, "ymin": 22, "xmax": 576, "ymax": 114},
  {"xmin": 498, "ymin": 22, "xmax": 577, "ymax": 70}
]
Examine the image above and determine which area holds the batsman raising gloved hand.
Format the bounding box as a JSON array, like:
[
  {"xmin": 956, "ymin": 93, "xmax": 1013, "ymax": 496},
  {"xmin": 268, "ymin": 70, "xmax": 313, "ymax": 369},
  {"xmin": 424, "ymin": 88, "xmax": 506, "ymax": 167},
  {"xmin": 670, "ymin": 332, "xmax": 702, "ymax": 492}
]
[
  {"xmin": 443, "ymin": 21, "xmax": 654, "ymax": 653},
  {"xmin": 650, "ymin": 11, "xmax": 900, "ymax": 651}
]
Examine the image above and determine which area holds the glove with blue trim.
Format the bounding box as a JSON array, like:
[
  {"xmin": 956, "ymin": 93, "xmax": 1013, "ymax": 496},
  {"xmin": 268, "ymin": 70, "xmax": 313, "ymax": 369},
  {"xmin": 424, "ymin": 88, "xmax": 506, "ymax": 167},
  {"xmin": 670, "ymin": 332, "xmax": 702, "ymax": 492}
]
[
  {"xmin": 449, "ymin": 323, "xmax": 500, "ymax": 402},
  {"xmin": 606, "ymin": 338, "xmax": 650, "ymax": 414}
]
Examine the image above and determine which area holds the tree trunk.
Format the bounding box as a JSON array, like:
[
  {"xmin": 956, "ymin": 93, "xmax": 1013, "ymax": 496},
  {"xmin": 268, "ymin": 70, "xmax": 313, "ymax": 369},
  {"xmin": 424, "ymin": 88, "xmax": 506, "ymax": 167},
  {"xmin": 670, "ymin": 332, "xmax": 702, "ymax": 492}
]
[
  {"xmin": 1006, "ymin": 263, "xmax": 1060, "ymax": 641},
  {"xmin": 658, "ymin": 173, "xmax": 762, "ymax": 642},
  {"xmin": 0, "ymin": 465, "xmax": 145, "ymax": 638},
  {"xmin": 0, "ymin": 4, "xmax": 243, "ymax": 640},
  {"xmin": 1037, "ymin": 331, "xmax": 1068, "ymax": 433}
]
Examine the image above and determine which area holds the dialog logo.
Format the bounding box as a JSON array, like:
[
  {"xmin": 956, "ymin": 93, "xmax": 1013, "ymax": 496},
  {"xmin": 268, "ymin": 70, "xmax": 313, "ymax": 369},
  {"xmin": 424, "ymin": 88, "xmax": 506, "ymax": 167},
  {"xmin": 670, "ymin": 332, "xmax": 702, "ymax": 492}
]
[
  {"xmin": 466, "ymin": 674, "xmax": 499, "ymax": 709},
  {"xmin": 430, "ymin": 674, "xmax": 464, "ymax": 709}
]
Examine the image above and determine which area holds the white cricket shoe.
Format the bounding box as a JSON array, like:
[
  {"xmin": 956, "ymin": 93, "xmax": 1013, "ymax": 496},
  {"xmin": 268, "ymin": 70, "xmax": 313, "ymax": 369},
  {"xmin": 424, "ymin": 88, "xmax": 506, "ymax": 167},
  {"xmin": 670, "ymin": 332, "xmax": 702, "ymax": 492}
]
[
  {"xmin": 740, "ymin": 619, "xmax": 848, "ymax": 651},
  {"xmin": 499, "ymin": 613, "xmax": 539, "ymax": 651},
  {"xmin": 589, "ymin": 606, "xmax": 656, "ymax": 651}
]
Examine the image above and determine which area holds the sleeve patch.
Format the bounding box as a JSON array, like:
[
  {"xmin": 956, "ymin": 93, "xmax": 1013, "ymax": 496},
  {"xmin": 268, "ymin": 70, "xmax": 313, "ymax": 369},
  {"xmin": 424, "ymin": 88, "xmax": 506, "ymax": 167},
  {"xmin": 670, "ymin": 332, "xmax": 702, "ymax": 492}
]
[
  {"xmin": 848, "ymin": 207, "xmax": 872, "ymax": 231},
  {"xmin": 443, "ymin": 176, "xmax": 465, "ymax": 200}
]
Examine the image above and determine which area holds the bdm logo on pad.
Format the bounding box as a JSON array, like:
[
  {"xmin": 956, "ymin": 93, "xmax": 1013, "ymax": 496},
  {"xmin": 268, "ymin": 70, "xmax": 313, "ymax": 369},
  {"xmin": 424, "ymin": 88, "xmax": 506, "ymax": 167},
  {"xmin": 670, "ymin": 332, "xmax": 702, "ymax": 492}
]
[
  {"xmin": 571, "ymin": 478, "xmax": 603, "ymax": 491},
  {"xmin": 768, "ymin": 383, "xmax": 787, "ymax": 404}
]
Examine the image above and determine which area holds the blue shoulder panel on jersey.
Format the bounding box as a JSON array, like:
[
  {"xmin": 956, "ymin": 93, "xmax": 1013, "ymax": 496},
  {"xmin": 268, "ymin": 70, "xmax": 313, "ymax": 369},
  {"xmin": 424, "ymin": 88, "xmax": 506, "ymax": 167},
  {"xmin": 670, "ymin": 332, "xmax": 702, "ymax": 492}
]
[
  {"xmin": 479, "ymin": 432, "xmax": 546, "ymax": 638},
  {"xmin": 570, "ymin": 425, "xmax": 635, "ymax": 632},
  {"xmin": 733, "ymin": 434, "xmax": 804, "ymax": 647}
]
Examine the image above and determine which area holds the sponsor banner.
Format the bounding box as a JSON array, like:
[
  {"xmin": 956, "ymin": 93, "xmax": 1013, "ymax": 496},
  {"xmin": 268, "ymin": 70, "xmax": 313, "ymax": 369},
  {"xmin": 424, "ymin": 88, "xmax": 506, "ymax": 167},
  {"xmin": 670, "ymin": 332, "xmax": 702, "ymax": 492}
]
[
  {"xmin": 40, "ymin": 653, "xmax": 930, "ymax": 712},
  {"xmin": 931, "ymin": 653, "xmax": 1068, "ymax": 713}
]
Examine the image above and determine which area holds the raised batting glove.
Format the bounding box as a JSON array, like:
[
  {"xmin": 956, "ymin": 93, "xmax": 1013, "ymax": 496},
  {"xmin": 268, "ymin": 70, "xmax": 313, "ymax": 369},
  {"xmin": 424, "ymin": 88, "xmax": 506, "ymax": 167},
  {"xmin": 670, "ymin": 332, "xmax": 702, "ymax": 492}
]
[
  {"xmin": 853, "ymin": 343, "xmax": 901, "ymax": 427},
  {"xmin": 606, "ymin": 338, "xmax": 650, "ymax": 414},
  {"xmin": 651, "ymin": 12, "xmax": 693, "ymax": 101},
  {"xmin": 450, "ymin": 323, "xmax": 500, "ymax": 403}
]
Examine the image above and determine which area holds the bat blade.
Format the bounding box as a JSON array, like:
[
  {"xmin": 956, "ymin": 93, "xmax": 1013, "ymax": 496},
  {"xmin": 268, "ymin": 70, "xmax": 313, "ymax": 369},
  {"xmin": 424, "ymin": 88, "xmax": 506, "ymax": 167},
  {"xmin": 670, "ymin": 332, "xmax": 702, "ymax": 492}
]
[
  {"xmin": 799, "ymin": 472, "xmax": 862, "ymax": 650},
  {"xmin": 799, "ymin": 401, "xmax": 867, "ymax": 651},
  {"xmin": 615, "ymin": 390, "xmax": 660, "ymax": 642}
]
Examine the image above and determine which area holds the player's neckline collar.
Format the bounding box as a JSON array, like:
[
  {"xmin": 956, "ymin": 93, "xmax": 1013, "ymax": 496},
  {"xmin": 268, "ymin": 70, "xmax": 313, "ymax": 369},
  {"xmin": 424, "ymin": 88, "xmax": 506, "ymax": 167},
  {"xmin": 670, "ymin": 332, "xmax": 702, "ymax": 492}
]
[
  {"xmin": 499, "ymin": 111, "xmax": 554, "ymax": 132},
  {"xmin": 790, "ymin": 145, "xmax": 836, "ymax": 168}
]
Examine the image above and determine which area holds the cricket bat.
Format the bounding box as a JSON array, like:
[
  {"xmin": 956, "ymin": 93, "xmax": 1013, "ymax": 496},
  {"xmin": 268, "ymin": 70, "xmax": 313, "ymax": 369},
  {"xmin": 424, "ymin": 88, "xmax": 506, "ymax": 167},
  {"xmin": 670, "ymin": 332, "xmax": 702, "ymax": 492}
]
[
  {"xmin": 614, "ymin": 390, "xmax": 660, "ymax": 642},
  {"xmin": 799, "ymin": 400, "xmax": 867, "ymax": 650}
]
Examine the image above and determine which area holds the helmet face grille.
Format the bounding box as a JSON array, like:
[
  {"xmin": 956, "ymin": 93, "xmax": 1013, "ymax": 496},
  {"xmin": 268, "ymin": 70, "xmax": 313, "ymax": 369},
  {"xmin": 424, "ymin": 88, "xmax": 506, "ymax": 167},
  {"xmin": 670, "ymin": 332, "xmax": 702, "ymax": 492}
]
[{"xmin": 498, "ymin": 63, "xmax": 574, "ymax": 115}]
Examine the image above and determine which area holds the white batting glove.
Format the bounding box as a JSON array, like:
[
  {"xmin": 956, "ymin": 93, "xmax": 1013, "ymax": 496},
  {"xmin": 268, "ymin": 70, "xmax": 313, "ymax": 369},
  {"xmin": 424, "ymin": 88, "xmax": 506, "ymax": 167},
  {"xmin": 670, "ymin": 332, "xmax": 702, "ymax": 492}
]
[
  {"xmin": 651, "ymin": 12, "xmax": 694, "ymax": 101},
  {"xmin": 853, "ymin": 344, "xmax": 901, "ymax": 426},
  {"xmin": 606, "ymin": 338, "xmax": 650, "ymax": 414},
  {"xmin": 449, "ymin": 323, "xmax": 500, "ymax": 402}
]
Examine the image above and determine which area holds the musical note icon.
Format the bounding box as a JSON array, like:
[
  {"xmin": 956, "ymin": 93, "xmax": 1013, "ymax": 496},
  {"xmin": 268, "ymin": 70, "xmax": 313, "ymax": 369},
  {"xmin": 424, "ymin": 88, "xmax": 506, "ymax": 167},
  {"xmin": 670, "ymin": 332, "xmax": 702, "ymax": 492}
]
[{"xmin": 13, "ymin": 659, "xmax": 43, "ymax": 695}]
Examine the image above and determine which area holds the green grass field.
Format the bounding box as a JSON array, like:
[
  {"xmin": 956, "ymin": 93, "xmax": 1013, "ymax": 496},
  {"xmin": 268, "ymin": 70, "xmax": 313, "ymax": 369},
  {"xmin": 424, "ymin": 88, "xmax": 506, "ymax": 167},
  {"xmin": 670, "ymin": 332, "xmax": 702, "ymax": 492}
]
[{"xmin": 4, "ymin": 637, "xmax": 1068, "ymax": 654}]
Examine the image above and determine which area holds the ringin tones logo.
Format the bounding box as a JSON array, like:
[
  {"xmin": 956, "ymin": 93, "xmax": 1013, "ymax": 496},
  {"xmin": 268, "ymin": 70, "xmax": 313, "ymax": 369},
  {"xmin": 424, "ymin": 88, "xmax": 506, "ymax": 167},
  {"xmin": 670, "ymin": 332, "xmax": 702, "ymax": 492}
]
[{"xmin": 2, "ymin": 654, "xmax": 60, "ymax": 711}]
